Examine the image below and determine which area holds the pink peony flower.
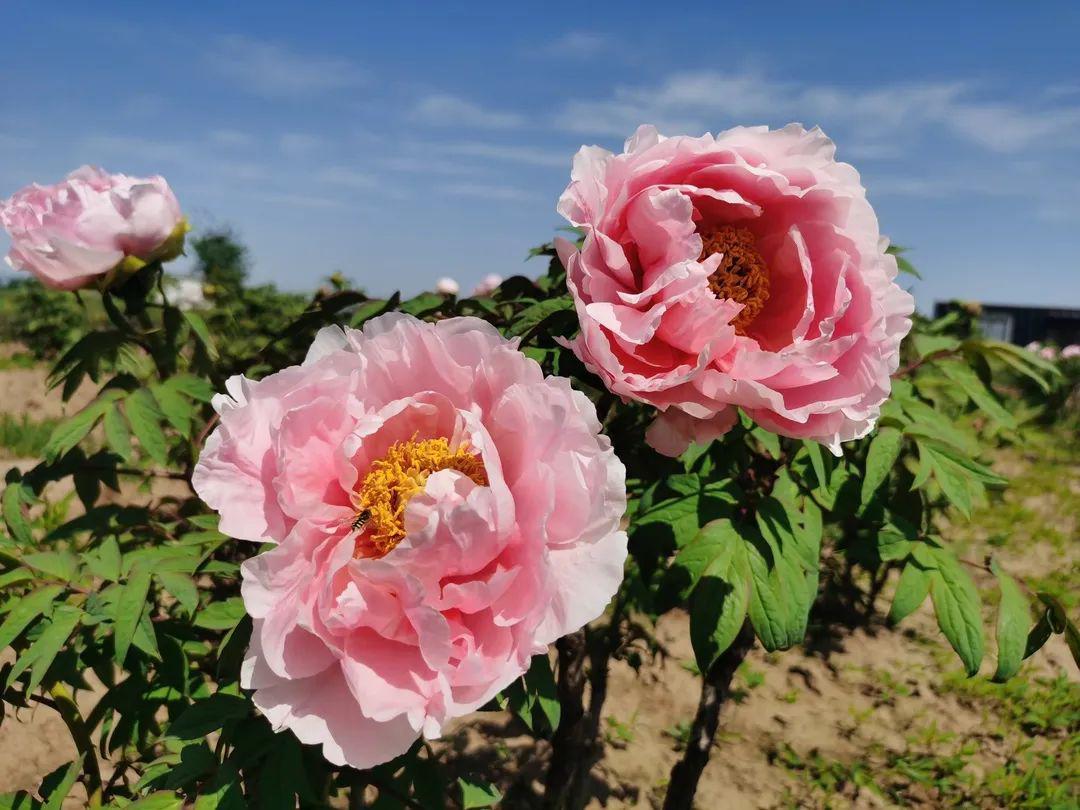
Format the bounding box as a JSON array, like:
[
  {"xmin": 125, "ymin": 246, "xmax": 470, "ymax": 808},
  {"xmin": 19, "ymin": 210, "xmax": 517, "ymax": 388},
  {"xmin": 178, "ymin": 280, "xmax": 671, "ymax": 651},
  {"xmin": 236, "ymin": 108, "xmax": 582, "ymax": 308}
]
[
  {"xmin": 1025, "ymin": 341, "xmax": 1042, "ymax": 353},
  {"xmin": 1, "ymin": 166, "xmax": 185, "ymax": 291},
  {"xmin": 1062, "ymin": 344, "xmax": 1080, "ymax": 359},
  {"xmin": 471, "ymin": 273, "xmax": 503, "ymax": 297},
  {"xmin": 435, "ymin": 277, "xmax": 460, "ymax": 295},
  {"xmin": 557, "ymin": 125, "xmax": 915, "ymax": 456},
  {"xmin": 1039, "ymin": 345, "xmax": 1058, "ymax": 361},
  {"xmin": 192, "ymin": 313, "xmax": 626, "ymax": 768}
]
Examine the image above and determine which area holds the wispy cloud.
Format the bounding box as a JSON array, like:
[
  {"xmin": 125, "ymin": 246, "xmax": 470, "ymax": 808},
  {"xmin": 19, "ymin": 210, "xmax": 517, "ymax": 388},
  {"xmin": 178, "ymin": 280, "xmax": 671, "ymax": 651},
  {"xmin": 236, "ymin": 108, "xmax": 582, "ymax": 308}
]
[
  {"xmin": 437, "ymin": 182, "xmax": 537, "ymax": 201},
  {"xmin": 554, "ymin": 70, "xmax": 1080, "ymax": 154},
  {"xmin": 207, "ymin": 35, "xmax": 367, "ymax": 97},
  {"xmin": 440, "ymin": 142, "xmax": 567, "ymax": 168},
  {"xmin": 411, "ymin": 94, "xmax": 525, "ymax": 130},
  {"xmin": 536, "ymin": 31, "xmax": 614, "ymax": 60},
  {"xmin": 315, "ymin": 167, "xmax": 377, "ymax": 190},
  {"xmin": 208, "ymin": 129, "xmax": 254, "ymax": 147},
  {"xmin": 279, "ymin": 133, "xmax": 325, "ymax": 156}
]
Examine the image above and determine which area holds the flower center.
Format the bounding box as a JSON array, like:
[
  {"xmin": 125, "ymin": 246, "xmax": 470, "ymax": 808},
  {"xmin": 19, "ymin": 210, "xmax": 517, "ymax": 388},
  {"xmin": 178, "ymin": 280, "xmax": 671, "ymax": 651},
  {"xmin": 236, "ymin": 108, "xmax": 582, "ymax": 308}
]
[
  {"xmin": 699, "ymin": 225, "xmax": 770, "ymax": 335},
  {"xmin": 351, "ymin": 437, "xmax": 488, "ymax": 558}
]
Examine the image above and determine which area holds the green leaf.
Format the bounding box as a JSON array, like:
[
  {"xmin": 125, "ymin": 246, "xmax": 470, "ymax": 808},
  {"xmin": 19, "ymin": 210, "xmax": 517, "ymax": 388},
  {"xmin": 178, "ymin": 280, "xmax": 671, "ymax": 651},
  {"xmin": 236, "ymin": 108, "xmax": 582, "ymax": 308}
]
[
  {"xmin": 458, "ymin": 778, "xmax": 501, "ymax": 809},
  {"xmin": 924, "ymin": 446, "xmax": 973, "ymax": 518},
  {"xmin": 151, "ymin": 382, "xmax": 193, "ymax": 436},
  {"xmin": 85, "ymin": 537, "xmax": 122, "ymax": 582},
  {"xmin": 0, "ymin": 791, "xmax": 40, "ymax": 810},
  {"xmin": 911, "ymin": 333, "xmax": 960, "ymax": 359},
  {"xmin": 157, "ymin": 571, "xmax": 198, "ymax": 616},
  {"xmin": 21, "ymin": 551, "xmax": 78, "ymax": 581},
  {"xmin": 114, "ymin": 565, "xmax": 153, "ymax": 665},
  {"xmin": 689, "ymin": 545, "xmax": 749, "ymax": 671},
  {"xmin": 1024, "ymin": 610, "xmax": 1054, "ymax": 660},
  {"xmin": 991, "ymin": 565, "xmax": 1029, "ymax": 682},
  {"xmin": 0, "ymin": 585, "xmax": 64, "ymax": 650},
  {"xmin": 43, "ymin": 396, "xmax": 114, "ymax": 462},
  {"xmin": 929, "ymin": 555, "xmax": 984, "ymax": 676},
  {"xmin": 102, "ymin": 403, "xmax": 133, "ymax": 462},
  {"xmin": 3, "ymin": 479, "xmax": 34, "ymax": 546},
  {"xmin": 193, "ymin": 597, "xmax": 246, "ymax": 631},
  {"xmin": 861, "ymin": 427, "xmax": 903, "ymax": 505},
  {"xmin": 41, "ymin": 756, "xmax": 83, "ymax": 810},
  {"xmin": 168, "ymin": 693, "xmax": 251, "ymax": 740},
  {"xmin": 166, "ymin": 374, "xmax": 215, "ymax": 403},
  {"xmin": 889, "ymin": 561, "xmax": 931, "ymax": 625},
  {"xmin": 23, "ymin": 606, "xmax": 82, "ymax": 692},
  {"xmin": 743, "ymin": 531, "xmax": 793, "ymax": 651},
  {"xmin": 183, "ymin": 310, "xmax": 218, "ymax": 360},
  {"xmin": 522, "ymin": 652, "xmax": 560, "ymax": 731},
  {"xmin": 751, "ymin": 427, "xmax": 781, "ymax": 459},
  {"xmin": 1064, "ymin": 619, "xmax": 1080, "ymax": 672},
  {"xmin": 125, "ymin": 388, "xmax": 169, "ymax": 465},
  {"xmin": 506, "ymin": 297, "xmax": 575, "ymax": 340},
  {"xmin": 125, "ymin": 792, "xmax": 184, "ymax": 810},
  {"xmin": 194, "ymin": 762, "xmax": 243, "ymax": 810},
  {"xmin": 938, "ymin": 360, "xmax": 1016, "ymax": 428},
  {"xmin": 399, "ymin": 291, "xmax": 444, "ymax": 316}
]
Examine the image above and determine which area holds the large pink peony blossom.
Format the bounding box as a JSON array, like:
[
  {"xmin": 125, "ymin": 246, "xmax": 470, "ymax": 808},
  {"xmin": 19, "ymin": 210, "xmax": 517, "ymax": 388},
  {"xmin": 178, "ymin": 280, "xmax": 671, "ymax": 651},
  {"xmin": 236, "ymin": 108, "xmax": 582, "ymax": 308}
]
[
  {"xmin": 557, "ymin": 125, "xmax": 914, "ymax": 456},
  {"xmin": 1, "ymin": 166, "xmax": 185, "ymax": 290},
  {"xmin": 192, "ymin": 314, "xmax": 626, "ymax": 768}
]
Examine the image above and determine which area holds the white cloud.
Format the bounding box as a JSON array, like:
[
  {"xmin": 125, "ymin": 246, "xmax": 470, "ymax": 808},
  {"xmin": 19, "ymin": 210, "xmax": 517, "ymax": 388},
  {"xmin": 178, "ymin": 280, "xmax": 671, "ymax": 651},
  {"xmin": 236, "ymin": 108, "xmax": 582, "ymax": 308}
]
[
  {"xmin": 411, "ymin": 94, "xmax": 525, "ymax": 130},
  {"xmin": 438, "ymin": 182, "xmax": 537, "ymax": 201},
  {"xmin": 207, "ymin": 35, "xmax": 367, "ymax": 97},
  {"xmin": 554, "ymin": 70, "xmax": 1080, "ymax": 154}
]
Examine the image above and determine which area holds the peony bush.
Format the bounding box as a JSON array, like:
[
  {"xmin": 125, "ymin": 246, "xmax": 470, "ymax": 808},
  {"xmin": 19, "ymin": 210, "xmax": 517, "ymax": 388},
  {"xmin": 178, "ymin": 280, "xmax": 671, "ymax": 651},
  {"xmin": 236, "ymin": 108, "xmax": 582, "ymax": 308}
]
[{"xmin": 0, "ymin": 136, "xmax": 1073, "ymax": 810}]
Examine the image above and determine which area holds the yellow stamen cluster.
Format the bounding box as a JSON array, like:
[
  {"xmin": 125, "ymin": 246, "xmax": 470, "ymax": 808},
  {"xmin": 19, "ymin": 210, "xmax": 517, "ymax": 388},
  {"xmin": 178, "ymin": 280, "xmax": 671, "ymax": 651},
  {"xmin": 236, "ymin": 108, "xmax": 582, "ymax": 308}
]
[
  {"xmin": 699, "ymin": 225, "xmax": 770, "ymax": 334},
  {"xmin": 352, "ymin": 437, "xmax": 488, "ymax": 558}
]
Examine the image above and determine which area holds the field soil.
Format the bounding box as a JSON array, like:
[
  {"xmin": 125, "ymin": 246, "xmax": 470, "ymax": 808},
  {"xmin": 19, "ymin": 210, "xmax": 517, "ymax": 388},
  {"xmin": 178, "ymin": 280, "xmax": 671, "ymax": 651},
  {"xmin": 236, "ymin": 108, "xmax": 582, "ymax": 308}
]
[{"xmin": 1, "ymin": 356, "xmax": 1076, "ymax": 808}]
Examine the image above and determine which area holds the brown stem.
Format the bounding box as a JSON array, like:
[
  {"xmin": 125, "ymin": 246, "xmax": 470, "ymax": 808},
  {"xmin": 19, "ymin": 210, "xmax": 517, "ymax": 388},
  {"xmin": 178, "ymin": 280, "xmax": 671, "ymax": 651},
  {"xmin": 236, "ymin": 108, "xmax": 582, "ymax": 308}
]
[
  {"xmin": 662, "ymin": 623, "xmax": 755, "ymax": 810},
  {"xmin": 542, "ymin": 631, "xmax": 589, "ymax": 810}
]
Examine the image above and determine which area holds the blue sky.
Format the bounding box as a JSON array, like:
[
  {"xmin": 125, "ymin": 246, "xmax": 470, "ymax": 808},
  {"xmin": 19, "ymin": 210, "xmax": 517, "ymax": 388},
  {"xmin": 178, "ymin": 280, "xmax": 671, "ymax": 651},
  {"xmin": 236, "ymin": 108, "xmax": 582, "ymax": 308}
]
[{"xmin": 2, "ymin": 2, "xmax": 1079, "ymax": 311}]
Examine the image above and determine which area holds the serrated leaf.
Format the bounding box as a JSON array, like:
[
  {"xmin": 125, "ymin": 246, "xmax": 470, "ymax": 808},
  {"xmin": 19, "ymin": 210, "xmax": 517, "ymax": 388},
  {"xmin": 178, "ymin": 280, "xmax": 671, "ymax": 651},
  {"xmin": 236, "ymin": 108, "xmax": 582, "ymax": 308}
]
[
  {"xmin": 458, "ymin": 778, "xmax": 501, "ymax": 809},
  {"xmin": 929, "ymin": 555, "xmax": 984, "ymax": 676},
  {"xmin": 861, "ymin": 427, "xmax": 902, "ymax": 505},
  {"xmin": 0, "ymin": 585, "xmax": 64, "ymax": 650},
  {"xmin": 992, "ymin": 566, "xmax": 1029, "ymax": 682},
  {"xmin": 125, "ymin": 388, "xmax": 169, "ymax": 465},
  {"xmin": 114, "ymin": 565, "xmax": 153, "ymax": 665},
  {"xmin": 102, "ymin": 403, "xmax": 133, "ymax": 462}
]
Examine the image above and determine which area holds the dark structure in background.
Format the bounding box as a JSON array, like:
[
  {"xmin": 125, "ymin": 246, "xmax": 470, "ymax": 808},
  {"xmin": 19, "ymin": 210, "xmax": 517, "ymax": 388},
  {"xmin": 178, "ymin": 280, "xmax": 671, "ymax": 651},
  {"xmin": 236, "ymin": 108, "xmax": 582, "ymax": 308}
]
[{"xmin": 934, "ymin": 302, "xmax": 1080, "ymax": 346}]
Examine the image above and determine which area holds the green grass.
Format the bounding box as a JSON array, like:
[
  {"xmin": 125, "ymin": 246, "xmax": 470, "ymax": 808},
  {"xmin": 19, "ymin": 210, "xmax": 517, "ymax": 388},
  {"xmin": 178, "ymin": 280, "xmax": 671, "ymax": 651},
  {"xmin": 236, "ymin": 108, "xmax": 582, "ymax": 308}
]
[{"xmin": 0, "ymin": 413, "xmax": 57, "ymax": 457}]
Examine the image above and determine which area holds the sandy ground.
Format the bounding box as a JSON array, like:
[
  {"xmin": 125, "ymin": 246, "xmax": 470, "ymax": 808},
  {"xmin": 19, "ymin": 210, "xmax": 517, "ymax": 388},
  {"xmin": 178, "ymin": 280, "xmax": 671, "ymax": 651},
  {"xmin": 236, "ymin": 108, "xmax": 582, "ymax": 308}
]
[{"xmin": 1, "ymin": 359, "xmax": 1076, "ymax": 807}]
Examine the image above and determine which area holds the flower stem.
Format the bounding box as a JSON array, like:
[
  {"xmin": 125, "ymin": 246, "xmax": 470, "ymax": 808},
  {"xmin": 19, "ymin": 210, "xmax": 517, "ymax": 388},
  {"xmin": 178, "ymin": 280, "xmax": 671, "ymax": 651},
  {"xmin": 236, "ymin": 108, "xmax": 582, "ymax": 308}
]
[{"xmin": 662, "ymin": 622, "xmax": 755, "ymax": 810}]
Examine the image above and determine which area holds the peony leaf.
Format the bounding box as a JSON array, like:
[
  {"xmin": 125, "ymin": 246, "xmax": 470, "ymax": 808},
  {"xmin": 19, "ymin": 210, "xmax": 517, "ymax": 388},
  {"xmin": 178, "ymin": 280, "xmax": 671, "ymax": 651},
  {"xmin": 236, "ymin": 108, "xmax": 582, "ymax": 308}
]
[
  {"xmin": 861, "ymin": 427, "xmax": 903, "ymax": 505},
  {"xmin": 991, "ymin": 563, "xmax": 1029, "ymax": 682}
]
